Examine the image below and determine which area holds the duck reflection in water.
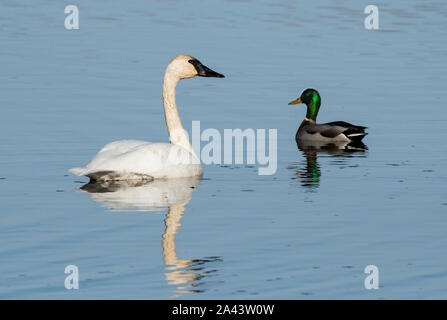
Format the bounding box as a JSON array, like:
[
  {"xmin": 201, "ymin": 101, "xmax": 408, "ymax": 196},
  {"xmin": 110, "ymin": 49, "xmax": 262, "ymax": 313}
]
[
  {"xmin": 78, "ymin": 177, "xmax": 222, "ymax": 298},
  {"xmin": 292, "ymin": 140, "xmax": 368, "ymax": 190}
]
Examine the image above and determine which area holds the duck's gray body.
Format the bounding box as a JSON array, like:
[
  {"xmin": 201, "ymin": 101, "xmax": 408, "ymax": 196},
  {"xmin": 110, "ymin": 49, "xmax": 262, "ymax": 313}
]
[{"xmin": 296, "ymin": 118, "xmax": 368, "ymax": 143}]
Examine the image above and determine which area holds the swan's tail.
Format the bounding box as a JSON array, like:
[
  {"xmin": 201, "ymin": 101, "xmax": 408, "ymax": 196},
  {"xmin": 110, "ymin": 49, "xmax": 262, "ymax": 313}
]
[{"xmin": 69, "ymin": 167, "xmax": 86, "ymax": 176}]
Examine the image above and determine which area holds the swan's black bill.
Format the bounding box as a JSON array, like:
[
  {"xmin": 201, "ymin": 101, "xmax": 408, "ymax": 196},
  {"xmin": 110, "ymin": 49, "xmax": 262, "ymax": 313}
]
[{"xmin": 189, "ymin": 59, "xmax": 225, "ymax": 78}]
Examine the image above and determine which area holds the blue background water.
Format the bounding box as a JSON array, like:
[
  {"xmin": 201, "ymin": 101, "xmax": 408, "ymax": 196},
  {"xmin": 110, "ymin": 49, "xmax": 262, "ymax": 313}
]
[{"xmin": 1, "ymin": 0, "xmax": 446, "ymax": 299}]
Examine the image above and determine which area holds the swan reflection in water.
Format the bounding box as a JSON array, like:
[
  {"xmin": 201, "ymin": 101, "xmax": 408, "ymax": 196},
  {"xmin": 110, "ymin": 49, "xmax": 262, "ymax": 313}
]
[
  {"xmin": 291, "ymin": 140, "xmax": 368, "ymax": 190},
  {"xmin": 78, "ymin": 177, "xmax": 222, "ymax": 298}
]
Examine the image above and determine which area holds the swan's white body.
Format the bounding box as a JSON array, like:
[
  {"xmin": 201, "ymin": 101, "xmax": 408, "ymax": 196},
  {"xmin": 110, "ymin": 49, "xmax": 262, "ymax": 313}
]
[
  {"xmin": 70, "ymin": 140, "xmax": 202, "ymax": 180},
  {"xmin": 70, "ymin": 54, "xmax": 223, "ymax": 181}
]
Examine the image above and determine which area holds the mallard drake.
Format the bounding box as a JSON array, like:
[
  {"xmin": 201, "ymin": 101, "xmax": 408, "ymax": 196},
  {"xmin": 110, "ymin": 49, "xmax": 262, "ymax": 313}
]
[{"xmin": 288, "ymin": 88, "xmax": 367, "ymax": 143}]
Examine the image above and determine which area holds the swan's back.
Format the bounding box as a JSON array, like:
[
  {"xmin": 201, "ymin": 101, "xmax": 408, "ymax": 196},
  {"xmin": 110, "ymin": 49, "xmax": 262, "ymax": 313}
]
[{"xmin": 70, "ymin": 140, "xmax": 202, "ymax": 181}]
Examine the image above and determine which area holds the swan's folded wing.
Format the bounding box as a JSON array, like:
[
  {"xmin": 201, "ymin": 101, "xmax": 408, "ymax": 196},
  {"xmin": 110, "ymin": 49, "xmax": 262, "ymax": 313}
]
[
  {"xmin": 98, "ymin": 140, "xmax": 150, "ymax": 153},
  {"xmin": 70, "ymin": 141, "xmax": 201, "ymax": 179},
  {"xmin": 78, "ymin": 140, "xmax": 151, "ymax": 171}
]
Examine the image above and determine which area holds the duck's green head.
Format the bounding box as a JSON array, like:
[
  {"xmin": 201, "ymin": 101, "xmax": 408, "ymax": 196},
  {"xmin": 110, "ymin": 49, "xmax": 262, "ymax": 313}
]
[{"xmin": 288, "ymin": 88, "xmax": 321, "ymax": 121}]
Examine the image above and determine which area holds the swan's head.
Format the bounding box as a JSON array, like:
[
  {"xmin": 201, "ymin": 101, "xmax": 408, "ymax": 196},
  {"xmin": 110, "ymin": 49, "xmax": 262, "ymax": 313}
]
[{"xmin": 167, "ymin": 54, "xmax": 225, "ymax": 80}]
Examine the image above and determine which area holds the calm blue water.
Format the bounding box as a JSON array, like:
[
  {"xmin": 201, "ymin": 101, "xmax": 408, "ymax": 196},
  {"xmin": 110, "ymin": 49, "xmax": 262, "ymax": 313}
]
[{"xmin": 1, "ymin": 0, "xmax": 447, "ymax": 299}]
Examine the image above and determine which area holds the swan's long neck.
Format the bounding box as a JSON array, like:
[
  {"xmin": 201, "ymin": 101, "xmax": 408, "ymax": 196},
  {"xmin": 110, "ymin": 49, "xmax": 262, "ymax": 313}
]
[{"xmin": 162, "ymin": 70, "xmax": 195, "ymax": 155}]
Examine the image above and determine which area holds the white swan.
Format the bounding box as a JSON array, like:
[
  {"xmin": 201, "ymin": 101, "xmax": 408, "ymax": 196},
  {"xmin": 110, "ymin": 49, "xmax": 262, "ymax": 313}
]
[{"xmin": 69, "ymin": 54, "xmax": 224, "ymax": 181}]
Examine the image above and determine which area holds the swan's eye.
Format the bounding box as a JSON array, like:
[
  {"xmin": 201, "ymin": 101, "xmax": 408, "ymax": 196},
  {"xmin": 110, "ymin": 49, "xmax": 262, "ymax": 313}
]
[
  {"xmin": 188, "ymin": 59, "xmax": 202, "ymax": 72},
  {"xmin": 188, "ymin": 59, "xmax": 202, "ymax": 66},
  {"xmin": 188, "ymin": 59, "xmax": 224, "ymax": 78}
]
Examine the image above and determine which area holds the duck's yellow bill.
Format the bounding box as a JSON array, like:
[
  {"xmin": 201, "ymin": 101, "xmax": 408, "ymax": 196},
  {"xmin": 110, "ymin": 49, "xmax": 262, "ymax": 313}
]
[{"xmin": 288, "ymin": 97, "xmax": 302, "ymax": 105}]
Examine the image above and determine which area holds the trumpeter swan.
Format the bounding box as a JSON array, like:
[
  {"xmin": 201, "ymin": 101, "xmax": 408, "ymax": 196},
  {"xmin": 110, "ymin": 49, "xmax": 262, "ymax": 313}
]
[{"xmin": 70, "ymin": 54, "xmax": 224, "ymax": 181}]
